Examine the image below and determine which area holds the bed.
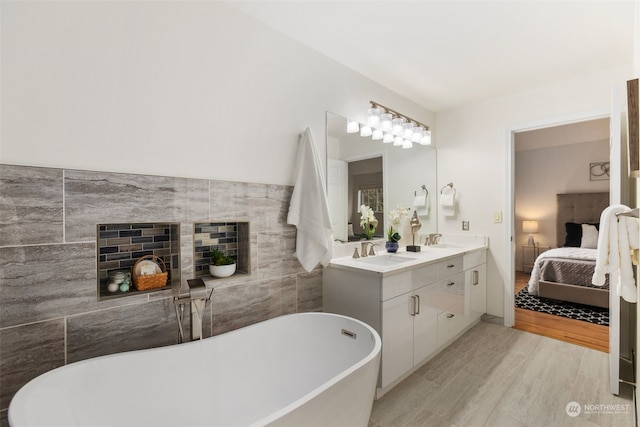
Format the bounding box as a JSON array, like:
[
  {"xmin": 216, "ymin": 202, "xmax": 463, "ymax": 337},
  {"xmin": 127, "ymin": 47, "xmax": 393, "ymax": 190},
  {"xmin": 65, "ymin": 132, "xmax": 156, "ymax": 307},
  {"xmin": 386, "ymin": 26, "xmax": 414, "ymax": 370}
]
[{"xmin": 527, "ymin": 192, "xmax": 610, "ymax": 308}]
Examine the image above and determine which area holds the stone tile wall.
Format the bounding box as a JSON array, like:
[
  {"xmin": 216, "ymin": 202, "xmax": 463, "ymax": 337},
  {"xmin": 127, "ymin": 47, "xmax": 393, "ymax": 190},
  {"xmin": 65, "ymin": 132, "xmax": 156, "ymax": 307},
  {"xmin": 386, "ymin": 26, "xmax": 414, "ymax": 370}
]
[{"xmin": 0, "ymin": 164, "xmax": 322, "ymax": 419}]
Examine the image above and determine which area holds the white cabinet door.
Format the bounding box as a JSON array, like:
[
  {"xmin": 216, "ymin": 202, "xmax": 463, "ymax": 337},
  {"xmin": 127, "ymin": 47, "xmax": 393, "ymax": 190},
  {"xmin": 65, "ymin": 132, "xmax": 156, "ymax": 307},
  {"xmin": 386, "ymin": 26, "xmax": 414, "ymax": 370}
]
[
  {"xmin": 465, "ymin": 263, "xmax": 486, "ymax": 320},
  {"xmin": 381, "ymin": 292, "xmax": 414, "ymax": 388},
  {"xmin": 413, "ymin": 285, "xmax": 438, "ymax": 365}
]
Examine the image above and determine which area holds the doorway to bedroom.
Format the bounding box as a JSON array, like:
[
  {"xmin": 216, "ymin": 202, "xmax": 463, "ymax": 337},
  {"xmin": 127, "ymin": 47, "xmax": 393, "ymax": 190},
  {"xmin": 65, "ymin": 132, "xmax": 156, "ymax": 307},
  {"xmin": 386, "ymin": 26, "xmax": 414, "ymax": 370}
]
[{"xmin": 512, "ymin": 117, "xmax": 611, "ymax": 351}]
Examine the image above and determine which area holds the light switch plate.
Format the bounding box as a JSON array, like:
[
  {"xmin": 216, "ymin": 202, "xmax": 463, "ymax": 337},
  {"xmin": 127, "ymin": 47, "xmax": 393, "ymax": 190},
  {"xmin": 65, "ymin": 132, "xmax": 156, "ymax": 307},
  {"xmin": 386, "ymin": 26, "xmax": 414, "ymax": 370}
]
[
  {"xmin": 494, "ymin": 211, "xmax": 503, "ymax": 223},
  {"xmin": 462, "ymin": 220, "xmax": 469, "ymax": 231}
]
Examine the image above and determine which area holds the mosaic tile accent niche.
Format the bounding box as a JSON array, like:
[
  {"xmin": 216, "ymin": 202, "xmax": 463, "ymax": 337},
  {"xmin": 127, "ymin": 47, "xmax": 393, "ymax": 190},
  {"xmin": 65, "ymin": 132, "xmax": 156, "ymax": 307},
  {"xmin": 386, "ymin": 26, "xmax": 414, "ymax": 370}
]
[
  {"xmin": 97, "ymin": 222, "xmax": 181, "ymax": 300},
  {"xmin": 194, "ymin": 221, "xmax": 250, "ymax": 278}
]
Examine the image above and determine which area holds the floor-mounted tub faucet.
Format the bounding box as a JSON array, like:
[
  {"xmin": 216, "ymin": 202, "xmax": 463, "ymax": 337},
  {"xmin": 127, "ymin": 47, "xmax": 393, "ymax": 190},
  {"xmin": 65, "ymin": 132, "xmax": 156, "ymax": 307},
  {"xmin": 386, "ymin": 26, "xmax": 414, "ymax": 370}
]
[{"xmin": 174, "ymin": 277, "xmax": 213, "ymax": 343}]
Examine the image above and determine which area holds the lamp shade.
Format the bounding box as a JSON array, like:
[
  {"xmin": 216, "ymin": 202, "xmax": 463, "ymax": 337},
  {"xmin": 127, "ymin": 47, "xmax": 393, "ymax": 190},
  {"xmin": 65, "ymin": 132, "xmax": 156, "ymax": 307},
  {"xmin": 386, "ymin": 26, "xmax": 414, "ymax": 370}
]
[{"xmin": 522, "ymin": 220, "xmax": 539, "ymax": 234}]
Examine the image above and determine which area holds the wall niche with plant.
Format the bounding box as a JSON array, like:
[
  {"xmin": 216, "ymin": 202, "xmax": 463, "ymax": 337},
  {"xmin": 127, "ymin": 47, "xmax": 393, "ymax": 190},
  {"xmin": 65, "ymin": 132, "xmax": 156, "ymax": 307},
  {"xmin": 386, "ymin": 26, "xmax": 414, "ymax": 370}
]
[{"xmin": 193, "ymin": 221, "xmax": 250, "ymax": 279}]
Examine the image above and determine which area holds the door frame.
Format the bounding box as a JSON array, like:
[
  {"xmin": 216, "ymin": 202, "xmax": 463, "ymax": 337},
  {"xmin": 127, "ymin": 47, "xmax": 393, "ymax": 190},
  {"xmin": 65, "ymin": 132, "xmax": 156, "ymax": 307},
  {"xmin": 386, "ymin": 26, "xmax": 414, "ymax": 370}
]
[{"xmin": 504, "ymin": 107, "xmax": 612, "ymax": 328}]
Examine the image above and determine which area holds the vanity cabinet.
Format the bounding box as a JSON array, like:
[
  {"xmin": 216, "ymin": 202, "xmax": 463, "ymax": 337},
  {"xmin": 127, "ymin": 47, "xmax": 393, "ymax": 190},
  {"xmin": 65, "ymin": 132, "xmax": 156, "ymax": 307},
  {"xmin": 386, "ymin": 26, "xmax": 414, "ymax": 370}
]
[
  {"xmin": 380, "ymin": 264, "xmax": 439, "ymax": 388},
  {"xmin": 324, "ymin": 250, "xmax": 487, "ymax": 396},
  {"xmin": 464, "ymin": 250, "xmax": 487, "ymax": 321}
]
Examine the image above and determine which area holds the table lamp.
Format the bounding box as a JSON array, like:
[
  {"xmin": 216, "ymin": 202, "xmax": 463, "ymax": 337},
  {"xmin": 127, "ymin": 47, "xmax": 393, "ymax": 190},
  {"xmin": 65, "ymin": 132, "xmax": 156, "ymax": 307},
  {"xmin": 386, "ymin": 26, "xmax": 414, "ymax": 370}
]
[{"xmin": 523, "ymin": 220, "xmax": 539, "ymax": 246}]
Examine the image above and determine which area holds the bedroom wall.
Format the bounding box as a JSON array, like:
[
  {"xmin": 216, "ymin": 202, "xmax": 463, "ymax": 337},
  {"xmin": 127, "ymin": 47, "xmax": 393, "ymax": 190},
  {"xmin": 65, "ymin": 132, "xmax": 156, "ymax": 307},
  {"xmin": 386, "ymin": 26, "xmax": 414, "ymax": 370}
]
[{"xmin": 514, "ymin": 138, "xmax": 610, "ymax": 270}]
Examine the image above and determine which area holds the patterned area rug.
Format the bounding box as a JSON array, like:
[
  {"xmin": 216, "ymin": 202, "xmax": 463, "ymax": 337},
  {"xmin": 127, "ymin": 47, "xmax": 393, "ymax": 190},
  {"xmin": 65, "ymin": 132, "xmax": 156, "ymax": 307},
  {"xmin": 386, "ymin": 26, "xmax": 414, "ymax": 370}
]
[{"xmin": 515, "ymin": 288, "xmax": 609, "ymax": 326}]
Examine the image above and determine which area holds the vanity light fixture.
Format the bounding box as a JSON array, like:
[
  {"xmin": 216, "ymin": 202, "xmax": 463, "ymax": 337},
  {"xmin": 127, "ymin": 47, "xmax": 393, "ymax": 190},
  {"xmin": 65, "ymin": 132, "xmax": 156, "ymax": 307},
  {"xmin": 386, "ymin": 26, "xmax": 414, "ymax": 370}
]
[
  {"xmin": 346, "ymin": 101, "xmax": 432, "ymax": 148},
  {"xmin": 367, "ymin": 101, "xmax": 431, "ymax": 148}
]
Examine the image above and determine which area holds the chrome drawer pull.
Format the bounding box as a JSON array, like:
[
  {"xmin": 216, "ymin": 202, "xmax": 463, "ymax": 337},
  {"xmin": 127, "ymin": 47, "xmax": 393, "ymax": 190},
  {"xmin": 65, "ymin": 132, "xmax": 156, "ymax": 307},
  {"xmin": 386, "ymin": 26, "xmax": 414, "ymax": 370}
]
[
  {"xmin": 446, "ymin": 313, "xmax": 455, "ymax": 319},
  {"xmin": 447, "ymin": 264, "xmax": 455, "ymax": 268},
  {"xmin": 447, "ymin": 282, "xmax": 455, "ymax": 287},
  {"xmin": 473, "ymin": 270, "xmax": 479, "ymax": 286}
]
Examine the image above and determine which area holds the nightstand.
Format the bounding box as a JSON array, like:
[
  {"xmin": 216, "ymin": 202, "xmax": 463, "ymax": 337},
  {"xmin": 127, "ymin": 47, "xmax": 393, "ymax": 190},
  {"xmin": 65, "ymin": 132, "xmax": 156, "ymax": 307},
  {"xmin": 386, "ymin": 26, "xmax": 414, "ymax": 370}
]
[{"xmin": 522, "ymin": 245, "xmax": 550, "ymax": 273}]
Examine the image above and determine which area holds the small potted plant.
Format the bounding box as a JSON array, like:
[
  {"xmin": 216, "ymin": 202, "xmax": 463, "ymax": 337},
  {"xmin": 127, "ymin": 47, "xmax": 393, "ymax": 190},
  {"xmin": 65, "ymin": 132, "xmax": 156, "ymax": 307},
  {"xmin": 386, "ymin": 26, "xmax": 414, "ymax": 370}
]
[
  {"xmin": 208, "ymin": 248, "xmax": 236, "ymax": 278},
  {"xmin": 386, "ymin": 205, "xmax": 410, "ymax": 252}
]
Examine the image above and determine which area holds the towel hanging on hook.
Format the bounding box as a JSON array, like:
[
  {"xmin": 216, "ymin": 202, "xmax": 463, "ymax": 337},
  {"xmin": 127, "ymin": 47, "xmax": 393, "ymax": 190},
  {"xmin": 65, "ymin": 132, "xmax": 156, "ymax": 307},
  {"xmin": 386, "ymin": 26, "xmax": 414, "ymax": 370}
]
[
  {"xmin": 413, "ymin": 185, "xmax": 429, "ymax": 217},
  {"xmin": 439, "ymin": 183, "xmax": 456, "ymax": 217}
]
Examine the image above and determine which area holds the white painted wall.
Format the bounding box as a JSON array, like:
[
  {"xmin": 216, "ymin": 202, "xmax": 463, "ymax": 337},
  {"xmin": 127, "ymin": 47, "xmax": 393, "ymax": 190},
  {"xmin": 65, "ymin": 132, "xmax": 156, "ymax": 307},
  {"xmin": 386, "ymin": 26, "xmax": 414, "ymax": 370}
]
[
  {"xmin": 436, "ymin": 66, "xmax": 632, "ymax": 317},
  {"xmin": 0, "ymin": 1, "xmax": 435, "ymax": 185}
]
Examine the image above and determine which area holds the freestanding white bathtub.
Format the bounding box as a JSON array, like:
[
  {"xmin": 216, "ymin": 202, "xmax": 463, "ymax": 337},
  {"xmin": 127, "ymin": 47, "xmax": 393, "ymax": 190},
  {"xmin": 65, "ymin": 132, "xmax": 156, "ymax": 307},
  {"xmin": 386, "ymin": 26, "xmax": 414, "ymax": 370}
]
[{"xmin": 9, "ymin": 312, "xmax": 381, "ymax": 427}]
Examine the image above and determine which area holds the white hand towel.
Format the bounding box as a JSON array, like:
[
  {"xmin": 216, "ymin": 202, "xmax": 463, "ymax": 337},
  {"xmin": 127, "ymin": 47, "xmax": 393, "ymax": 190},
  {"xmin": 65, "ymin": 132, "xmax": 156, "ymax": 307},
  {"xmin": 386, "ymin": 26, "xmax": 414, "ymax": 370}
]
[
  {"xmin": 440, "ymin": 193, "xmax": 455, "ymax": 207},
  {"xmin": 592, "ymin": 204, "xmax": 638, "ymax": 303},
  {"xmin": 413, "ymin": 194, "xmax": 429, "ymax": 217},
  {"xmin": 440, "ymin": 192, "xmax": 455, "ymax": 217},
  {"xmin": 287, "ymin": 128, "xmax": 334, "ymax": 272}
]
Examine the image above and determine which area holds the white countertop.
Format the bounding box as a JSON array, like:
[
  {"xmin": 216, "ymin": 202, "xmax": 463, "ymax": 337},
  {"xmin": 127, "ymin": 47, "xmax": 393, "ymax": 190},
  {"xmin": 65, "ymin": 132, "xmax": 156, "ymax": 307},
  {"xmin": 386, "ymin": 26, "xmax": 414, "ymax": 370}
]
[{"xmin": 327, "ymin": 242, "xmax": 487, "ymax": 276}]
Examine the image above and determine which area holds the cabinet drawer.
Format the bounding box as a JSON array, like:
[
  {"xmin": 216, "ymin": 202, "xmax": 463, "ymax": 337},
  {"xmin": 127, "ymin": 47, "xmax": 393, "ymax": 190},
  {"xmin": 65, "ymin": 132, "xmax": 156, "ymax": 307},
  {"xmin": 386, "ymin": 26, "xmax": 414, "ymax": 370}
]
[
  {"xmin": 411, "ymin": 263, "xmax": 439, "ymax": 289},
  {"xmin": 422, "ymin": 273, "xmax": 464, "ymax": 313},
  {"xmin": 381, "ymin": 271, "xmax": 412, "ymax": 301},
  {"xmin": 463, "ymin": 250, "xmax": 487, "ymax": 270},
  {"xmin": 437, "ymin": 257, "xmax": 463, "ymax": 279},
  {"xmin": 437, "ymin": 306, "xmax": 467, "ymax": 347}
]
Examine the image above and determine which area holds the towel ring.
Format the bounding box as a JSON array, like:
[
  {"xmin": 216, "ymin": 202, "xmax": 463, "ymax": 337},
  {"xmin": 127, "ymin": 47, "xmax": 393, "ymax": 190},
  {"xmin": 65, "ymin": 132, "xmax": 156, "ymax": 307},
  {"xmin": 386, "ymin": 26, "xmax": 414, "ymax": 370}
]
[
  {"xmin": 440, "ymin": 183, "xmax": 456, "ymax": 195},
  {"xmin": 415, "ymin": 185, "xmax": 428, "ymax": 197}
]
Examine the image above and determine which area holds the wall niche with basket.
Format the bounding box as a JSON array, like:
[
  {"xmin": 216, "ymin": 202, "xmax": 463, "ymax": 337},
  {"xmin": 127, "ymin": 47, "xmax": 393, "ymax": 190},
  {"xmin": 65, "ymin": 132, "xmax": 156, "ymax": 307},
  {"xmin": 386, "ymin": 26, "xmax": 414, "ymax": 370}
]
[{"xmin": 97, "ymin": 222, "xmax": 181, "ymax": 300}]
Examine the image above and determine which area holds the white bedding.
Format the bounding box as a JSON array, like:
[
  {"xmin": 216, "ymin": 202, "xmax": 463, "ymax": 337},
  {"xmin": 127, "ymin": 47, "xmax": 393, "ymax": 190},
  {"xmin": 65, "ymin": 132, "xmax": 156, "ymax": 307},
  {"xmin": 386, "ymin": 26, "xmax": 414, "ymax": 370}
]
[{"xmin": 527, "ymin": 247, "xmax": 598, "ymax": 295}]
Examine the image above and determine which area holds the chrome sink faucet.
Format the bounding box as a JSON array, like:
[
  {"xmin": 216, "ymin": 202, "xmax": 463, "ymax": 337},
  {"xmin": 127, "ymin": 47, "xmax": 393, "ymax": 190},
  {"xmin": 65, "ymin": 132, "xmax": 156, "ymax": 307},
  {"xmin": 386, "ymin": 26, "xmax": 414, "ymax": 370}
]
[{"xmin": 426, "ymin": 233, "xmax": 442, "ymax": 246}]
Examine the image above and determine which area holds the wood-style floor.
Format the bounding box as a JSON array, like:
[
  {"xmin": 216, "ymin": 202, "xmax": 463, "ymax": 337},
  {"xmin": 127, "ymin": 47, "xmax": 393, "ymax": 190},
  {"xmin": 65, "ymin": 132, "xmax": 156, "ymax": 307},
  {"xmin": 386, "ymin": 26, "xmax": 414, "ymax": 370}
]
[{"xmin": 513, "ymin": 271, "xmax": 609, "ymax": 352}]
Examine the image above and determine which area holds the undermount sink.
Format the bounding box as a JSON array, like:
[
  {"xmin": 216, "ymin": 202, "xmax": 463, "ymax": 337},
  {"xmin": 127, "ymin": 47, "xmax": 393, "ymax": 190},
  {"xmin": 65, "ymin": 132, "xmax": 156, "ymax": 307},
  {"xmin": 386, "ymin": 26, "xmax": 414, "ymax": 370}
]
[{"xmin": 355, "ymin": 254, "xmax": 418, "ymax": 266}]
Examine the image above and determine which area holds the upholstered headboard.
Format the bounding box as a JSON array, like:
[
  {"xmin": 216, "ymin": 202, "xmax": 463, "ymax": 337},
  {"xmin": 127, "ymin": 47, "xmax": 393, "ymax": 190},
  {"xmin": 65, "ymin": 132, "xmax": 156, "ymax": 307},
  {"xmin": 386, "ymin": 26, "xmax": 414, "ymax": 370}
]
[{"xmin": 556, "ymin": 192, "xmax": 609, "ymax": 247}]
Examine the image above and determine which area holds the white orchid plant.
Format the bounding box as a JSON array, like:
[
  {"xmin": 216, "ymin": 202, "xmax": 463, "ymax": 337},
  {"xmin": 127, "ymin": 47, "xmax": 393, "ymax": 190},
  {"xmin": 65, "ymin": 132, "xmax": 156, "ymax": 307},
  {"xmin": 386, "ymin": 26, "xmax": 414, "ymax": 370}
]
[
  {"xmin": 359, "ymin": 204, "xmax": 379, "ymax": 240},
  {"xmin": 387, "ymin": 205, "xmax": 411, "ymax": 242}
]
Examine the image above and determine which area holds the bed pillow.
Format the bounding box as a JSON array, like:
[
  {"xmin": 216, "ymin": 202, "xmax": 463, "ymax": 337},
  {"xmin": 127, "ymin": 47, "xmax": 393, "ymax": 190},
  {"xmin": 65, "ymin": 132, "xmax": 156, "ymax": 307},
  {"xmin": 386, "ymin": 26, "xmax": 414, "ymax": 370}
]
[
  {"xmin": 564, "ymin": 222, "xmax": 599, "ymax": 247},
  {"xmin": 580, "ymin": 223, "xmax": 599, "ymax": 249},
  {"xmin": 564, "ymin": 222, "xmax": 582, "ymax": 247}
]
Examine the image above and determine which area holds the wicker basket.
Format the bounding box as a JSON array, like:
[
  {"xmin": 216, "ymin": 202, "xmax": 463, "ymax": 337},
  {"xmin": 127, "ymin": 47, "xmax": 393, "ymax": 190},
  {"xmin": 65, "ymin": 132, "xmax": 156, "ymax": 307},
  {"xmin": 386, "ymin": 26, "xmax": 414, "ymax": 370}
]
[{"xmin": 132, "ymin": 255, "xmax": 168, "ymax": 291}]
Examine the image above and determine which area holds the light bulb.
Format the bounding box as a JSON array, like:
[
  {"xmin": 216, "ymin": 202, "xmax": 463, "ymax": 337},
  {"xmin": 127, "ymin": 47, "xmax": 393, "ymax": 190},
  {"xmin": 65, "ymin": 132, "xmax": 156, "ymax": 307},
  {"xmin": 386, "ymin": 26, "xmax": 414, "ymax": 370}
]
[
  {"xmin": 360, "ymin": 125, "xmax": 372, "ymax": 137},
  {"xmin": 392, "ymin": 117, "xmax": 405, "ymax": 136},
  {"xmin": 402, "ymin": 123, "xmax": 413, "ymax": 139},
  {"xmin": 372, "ymin": 128, "xmax": 383, "ymax": 140},
  {"xmin": 380, "ymin": 113, "xmax": 392, "ymax": 132},
  {"xmin": 402, "ymin": 139, "xmax": 413, "ymax": 149},
  {"xmin": 420, "ymin": 130, "xmax": 432, "ymax": 145},
  {"xmin": 411, "ymin": 126, "xmax": 423, "ymax": 142},
  {"xmin": 383, "ymin": 133, "xmax": 394, "ymax": 143},
  {"xmin": 347, "ymin": 120, "xmax": 359, "ymax": 133},
  {"xmin": 393, "ymin": 136, "xmax": 403, "ymax": 146},
  {"xmin": 367, "ymin": 108, "xmax": 381, "ymax": 129}
]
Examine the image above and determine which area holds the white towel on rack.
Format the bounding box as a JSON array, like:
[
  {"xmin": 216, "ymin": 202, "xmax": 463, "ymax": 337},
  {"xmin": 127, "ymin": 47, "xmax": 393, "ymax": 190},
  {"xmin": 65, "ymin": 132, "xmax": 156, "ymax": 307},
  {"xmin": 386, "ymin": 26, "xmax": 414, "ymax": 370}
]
[
  {"xmin": 440, "ymin": 193, "xmax": 454, "ymax": 207},
  {"xmin": 440, "ymin": 188, "xmax": 456, "ymax": 217},
  {"xmin": 287, "ymin": 127, "xmax": 334, "ymax": 272},
  {"xmin": 592, "ymin": 205, "xmax": 639, "ymax": 303},
  {"xmin": 413, "ymin": 194, "xmax": 429, "ymax": 217}
]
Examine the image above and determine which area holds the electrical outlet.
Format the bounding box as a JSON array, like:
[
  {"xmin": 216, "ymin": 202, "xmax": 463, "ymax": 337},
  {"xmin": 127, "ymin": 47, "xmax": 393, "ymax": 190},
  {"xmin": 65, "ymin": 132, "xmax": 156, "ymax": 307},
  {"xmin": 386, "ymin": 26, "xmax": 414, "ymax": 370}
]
[
  {"xmin": 462, "ymin": 220, "xmax": 469, "ymax": 231},
  {"xmin": 494, "ymin": 211, "xmax": 503, "ymax": 223}
]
